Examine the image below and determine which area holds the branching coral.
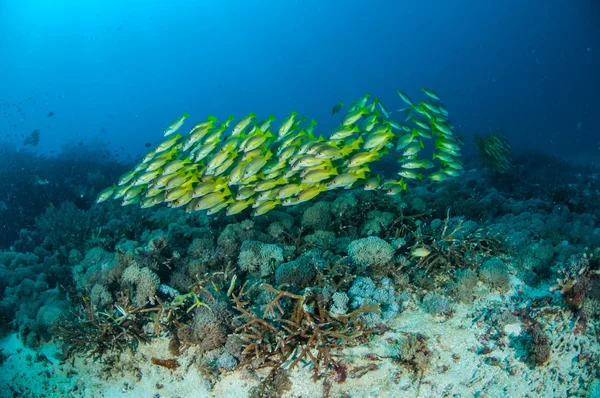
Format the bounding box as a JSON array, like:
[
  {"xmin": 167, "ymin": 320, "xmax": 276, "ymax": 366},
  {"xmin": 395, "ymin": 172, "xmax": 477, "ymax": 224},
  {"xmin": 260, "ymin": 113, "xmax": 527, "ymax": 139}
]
[
  {"xmin": 231, "ymin": 282, "xmax": 375, "ymax": 385},
  {"xmin": 410, "ymin": 211, "xmax": 505, "ymax": 273}
]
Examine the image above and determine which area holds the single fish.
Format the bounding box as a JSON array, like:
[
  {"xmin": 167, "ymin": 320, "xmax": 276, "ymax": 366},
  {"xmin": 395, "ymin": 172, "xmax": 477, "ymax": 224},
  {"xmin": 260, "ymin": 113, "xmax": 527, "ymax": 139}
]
[
  {"xmin": 421, "ymin": 88, "xmax": 440, "ymax": 101},
  {"xmin": 164, "ymin": 112, "xmax": 189, "ymax": 136},
  {"xmin": 96, "ymin": 185, "xmax": 116, "ymax": 203},
  {"xmin": 411, "ymin": 247, "xmax": 431, "ymax": 257},
  {"xmin": 332, "ymin": 101, "xmax": 344, "ymax": 115}
]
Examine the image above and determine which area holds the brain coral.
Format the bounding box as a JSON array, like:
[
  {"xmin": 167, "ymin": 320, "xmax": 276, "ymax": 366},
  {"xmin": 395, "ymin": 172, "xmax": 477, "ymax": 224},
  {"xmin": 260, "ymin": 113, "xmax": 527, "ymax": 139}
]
[{"xmin": 348, "ymin": 236, "xmax": 394, "ymax": 268}]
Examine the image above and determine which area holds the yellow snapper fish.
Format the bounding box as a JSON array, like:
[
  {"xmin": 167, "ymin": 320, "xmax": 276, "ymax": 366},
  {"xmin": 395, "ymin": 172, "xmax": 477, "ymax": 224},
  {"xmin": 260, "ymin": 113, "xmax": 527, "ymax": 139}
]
[
  {"xmin": 278, "ymin": 111, "xmax": 299, "ymax": 139},
  {"xmin": 206, "ymin": 198, "xmax": 234, "ymax": 215},
  {"xmin": 164, "ymin": 112, "xmax": 189, "ymax": 136},
  {"xmin": 325, "ymin": 171, "xmax": 366, "ymax": 190},
  {"xmin": 132, "ymin": 169, "xmax": 162, "ymax": 186},
  {"xmin": 254, "ymin": 177, "xmax": 287, "ymax": 192},
  {"xmin": 302, "ymin": 168, "xmax": 338, "ymax": 184},
  {"xmin": 342, "ymin": 107, "xmax": 368, "ymax": 126},
  {"xmin": 363, "ymin": 176, "xmax": 381, "ymax": 190},
  {"xmin": 231, "ymin": 112, "xmax": 256, "ymax": 137},
  {"xmin": 193, "ymin": 178, "xmax": 228, "ymax": 198},
  {"xmin": 293, "ymin": 185, "xmax": 326, "ymax": 205},
  {"xmin": 330, "ymin": 124, "xmax": 360, "ymax": 140},
  {"xmin": 397, "ymin": 90, "xmax": 414, "ymax": 106},
  {"xmin": 398, "ymin": 170, "xmax": 422, "ymax": 180},
  {"xmin": 141, "ymin": 192, "xmax": 166, "ymax": 208},
  {"xmin": 276, "ymin": 183, "xmax": 305, "ymax": 199},
  {"xmin": 118, "ymin": 170, "xmax": 137, "ymax": 186},
  {"xmin": 226, "ymin": 198, "xmax": 254, "ymax": 216},
  {"xmin": 96, "ymin": 185, "xmax": 116, "ymax": 203},
  {"xmin": 156, "ymin": 133, "xmax": 182, "ymax": 153},
  {"xmin": 168, "ymin": 191, "xmax": 194, "ymax": 208},
  {"xmin": 421, "ymin": 87, "xmax": 440, "ymax": 101},
  {"xmin": 235, "ymin": 186, "xmax": 256, "ymax": 201},
  {"xmin": 162, "ymin": 157, "xmax": 192, "ymax": 175},
  {"xmin": 252, "ymin": 199, "xmax": 281, "ymax": 216},
  {"xmin": 189, "ymin": 191, "xmax": 231, "ymax": 212},
  {"xmin": 347, "ymin": 151, "xmax": 381, "ymax": 168}
]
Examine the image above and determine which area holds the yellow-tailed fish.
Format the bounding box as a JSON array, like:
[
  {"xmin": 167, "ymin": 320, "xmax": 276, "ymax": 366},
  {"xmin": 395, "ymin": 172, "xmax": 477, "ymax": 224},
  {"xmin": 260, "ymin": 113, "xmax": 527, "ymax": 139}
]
[
  {"xmin": 235, "ymin": 186, "xmax": 256, "ymax": 201},
  {"xmin": 252, "ymin": 200, "xmax": 281, "ymax": 216},
  {"xmin": 206, "ymin": 198, "xmax": 234, "ymax": 215},
  {"xmin": 375, "ymin": 98, "xmax": 389, "ymax": 118},
  {"xmin": 363, "ymin": 131, "xmax": 394, "ymax": 150},
  {"xmin": 363, "ymin": 176, "xmax": 381, "ymax": 190},
  {"xmin": 231, "ymin": 112, "xmax": 256, "ymax": 137},
  {"xmin": 258, "ymin": 115, "xmax": 276, "ymax": 132},
  {"xmin": 432, "ymin": 151, "xmax": 456, "ymax": 163},
  {"xmin": 347, "ymin": 151, "xmax": 380, "ymax": 168},
  {"xmin": 325, "ymin": 172, "xmax": 364, "ymax": 190},
  {"xmin": 293, "ymin": 185, "xmax": 325, "ymax": 204},
  {"xmin": 278, "ymin": 111, "xmax": 299, "ymax": 139},
  {"xmin": 124, "ymin": 185, "xmax": 145, "ymax": 201},
  {"xmin": 163, "ymin": 157, "xmax": 192, "ymax": 175},
  {"xmin": 398, "ymin": 170, "xmax": 422, "ymax": 180},
  {"xmin": 212, "ymin": 156, "xmax": 237, "ymax": 177},
  {"xmin": 142, "ymin": 149, "xmax": 157, "ymax": 164},
  {"xmin": 330, "ymin": 124, "xmax": 359, "ymax": 140},
  {"xmin": 428, "ymin": 171, "xmax": 447, "ymax": 182},
  {"xmin": 226, "ymin": 198, "xmax": 254, "ymax": 216},
  {"xmin": 243, "ymin": 130, "xmax": 275, "ymax": 152},
  {"xmin": 114, "ymin": 184, "xmax": 131, "ymax": 199},
  {"xmin": 397, "ymin": 90, "xmax": 413, "ymax": 106},
  {"xmin": 193, "ymin": 178, "xmax": 228, "ymax": 198},
  {"xmin": 118, "ymin": 170, "xmax": 137, "ymax": 186},
  {"xmin": 165, "ymin": 188, "xmax": 192, "ymax": 203},
  {"xmin": 421, "ymin": 88, "xmax": 440, "ymax": 101},
  {"xmin": 145, "ymin": 185, "xmax": 165, "ymax": 198},
  {"xmin": 132, "ymin": 169, "xmax": 162, "ymax": 186},
  {"xmin": 164, "ymin": 112, "xmax": 189, "ymax": 136},
  {"xmin": 242, "ymin": 151, "xmax": 272, "ymax": 179},
  {"xmin": 396, "ymin": 133, "xmax": 417, "ymax": 150},
  {"xmin": 156, "ymin": 133, "xmax": 182, "ymax": 153},
  {"xmin": 403, "ymin": 141, "xmax": 424, "ymax": 157},
  {"xmin": 342, "ymin": 107, "xmax": 368, "ymax": 126},
  {"xmin": 302, "ymin": 168, "xmax": 337, "ymax": 184},
  {"xmin": 168, "ymin": 191, "xmax": 193, "ymax": 208},
  {"xmin": 193, "ymin": 142, "xmax": 218, "ymax": 162},
  {"xmin": 141, "ymin": 192, "xmax": 165, "ymax": 208},
  {"xmin": 254, "ymin": 177, "xmax": 287, "ymax": 192},
  {"xmin": 96, "ymin": 185, "xmax": 116, "ymax": 203},
  {"xmin": 276, "ymin": 183, "xmax": 305, "ymax": 199},
  {"xmin": 183, "ymin": 126, "xmax": 212, "ymax": 151},
  {"xmin": 192, "ymin": 191, "xmax": 231, "ymax": 211}
]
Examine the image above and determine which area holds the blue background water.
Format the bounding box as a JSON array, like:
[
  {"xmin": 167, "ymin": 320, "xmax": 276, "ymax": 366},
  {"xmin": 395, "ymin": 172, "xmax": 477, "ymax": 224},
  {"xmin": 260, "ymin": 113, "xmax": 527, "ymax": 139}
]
[{"xmin": 1, "ymin": 0, "xmax": 598, "ymax": 161}]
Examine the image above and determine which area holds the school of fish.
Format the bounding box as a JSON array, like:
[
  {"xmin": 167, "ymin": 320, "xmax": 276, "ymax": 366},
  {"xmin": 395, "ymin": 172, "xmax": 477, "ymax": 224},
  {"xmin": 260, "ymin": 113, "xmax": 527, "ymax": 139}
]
[{"xmin": 97, "ymin": 89, "xmax": 464, "ymax": 217}]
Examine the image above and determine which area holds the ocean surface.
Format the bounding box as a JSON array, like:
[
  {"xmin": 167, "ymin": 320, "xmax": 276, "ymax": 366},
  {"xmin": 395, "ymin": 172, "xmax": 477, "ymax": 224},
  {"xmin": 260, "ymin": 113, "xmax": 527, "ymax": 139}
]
[{"xmin": 1, "ymin": 1, "xmax": 599, "ymax": 397}]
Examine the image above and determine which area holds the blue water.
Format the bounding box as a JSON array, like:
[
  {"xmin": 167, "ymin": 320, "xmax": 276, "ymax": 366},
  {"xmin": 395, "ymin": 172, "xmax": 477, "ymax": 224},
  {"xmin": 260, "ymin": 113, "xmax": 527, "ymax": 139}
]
[{"xmin": 1, "ymin": 0, "xmax": 598, "ymax": 159}]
